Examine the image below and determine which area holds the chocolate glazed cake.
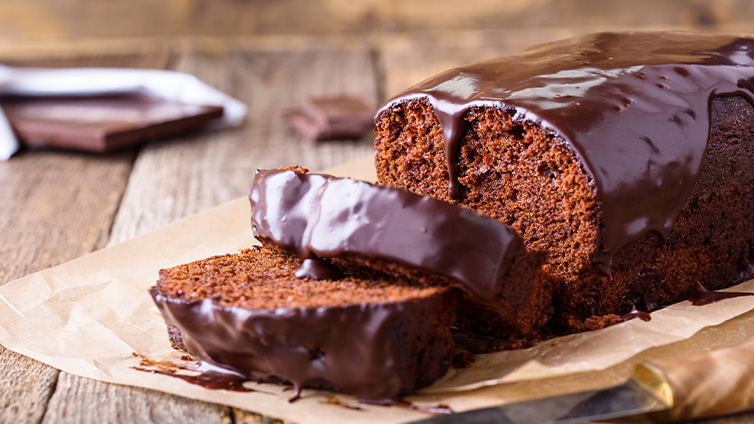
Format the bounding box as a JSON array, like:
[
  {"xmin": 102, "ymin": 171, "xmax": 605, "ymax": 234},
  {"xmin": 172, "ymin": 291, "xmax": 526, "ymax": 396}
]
[
  {"xmin": 249, "ymin": 168, "xmax": 551, "ymax": 340},
  {"xmin": 150, "ymin": 246, "xmax": 456, "ymax": 400},
  {"xmin": 374, "ymin": 31, "xmax": 754, "ymax": 330}
]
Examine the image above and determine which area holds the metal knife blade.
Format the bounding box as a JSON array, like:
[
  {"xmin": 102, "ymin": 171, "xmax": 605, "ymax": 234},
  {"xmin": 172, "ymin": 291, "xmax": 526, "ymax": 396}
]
[
  {"xmin": 411, "ymin": 342, "xmax": 754, "ymax": 424},
  {"xmin": 410, "ymin": 379, "xmax": 668, "ymax": 424}
]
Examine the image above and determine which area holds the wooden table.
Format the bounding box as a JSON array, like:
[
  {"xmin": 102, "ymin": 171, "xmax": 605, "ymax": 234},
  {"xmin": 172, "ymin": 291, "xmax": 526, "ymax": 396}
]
[{"xmin": 1, "ymin": 29, "xmax": 752, "ymax": 424}]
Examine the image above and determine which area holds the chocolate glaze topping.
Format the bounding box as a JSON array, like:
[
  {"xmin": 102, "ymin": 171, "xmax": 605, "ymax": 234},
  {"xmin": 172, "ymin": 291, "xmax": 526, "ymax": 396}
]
[
  {"xmin": 149, "ymin": 287, "xmax": 434, "ymax": 400},
  {"xmin": 133, "ymin": 358, "xmax": 254, "ymax": 392},
  {"xmin": 377, "ymin": 31, "xmax": 754, "ymax": 268},
  {"xmin": 249, "ymin": 168, "xmax": 528, "ymax": 300}
]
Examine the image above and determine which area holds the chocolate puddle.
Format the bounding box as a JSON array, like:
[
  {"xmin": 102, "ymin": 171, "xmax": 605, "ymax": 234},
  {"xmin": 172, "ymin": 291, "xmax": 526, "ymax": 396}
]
[
  {"xmin": 131, "ymin": 353, "xmax": 254, "ymax": 392},
  {"xmin": 685, "ymin": 281, "xmax": 754, "ymax": 306},
  {"xmin": 361, "ymin": 398, "xmax": 454, "ymax": 414},
  {"xmin": 321, "ymin": 397, "xmax": 365, "ymax": 411},
  {"xmin": 620, "ymin": 282, "xmax": 754, "ymax": 321},
  {"xmin": 135, "ymin": 365, "xmax": 254, "ymax": 392},
  {"xmin": 132, "ymin": 353, "xmax": 453, "ymax": 412}
]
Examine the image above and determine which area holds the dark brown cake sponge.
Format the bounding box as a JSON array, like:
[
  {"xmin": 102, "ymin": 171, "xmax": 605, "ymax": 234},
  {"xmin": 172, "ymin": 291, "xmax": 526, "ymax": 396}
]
[
  {"xmin": 151, "ymin": 245, "xmax": 457, "ymax": 400},
  {"xmin": 375, "ymin": 99, "xmax": 597, "ymax": 283}
]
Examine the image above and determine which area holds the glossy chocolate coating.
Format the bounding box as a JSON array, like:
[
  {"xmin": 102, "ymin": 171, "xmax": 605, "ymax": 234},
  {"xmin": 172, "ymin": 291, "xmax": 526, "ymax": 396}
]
[
  {"xmin": 149, "ymin": 287, "xmax": 437, "ymax": 400},
  {"xmin": 377, "ymin": 32, "xmax": 754, "ymax": 268},
  {"xmin": 249, "ymin": 169, "xmax": 526, "ymax": 300}
]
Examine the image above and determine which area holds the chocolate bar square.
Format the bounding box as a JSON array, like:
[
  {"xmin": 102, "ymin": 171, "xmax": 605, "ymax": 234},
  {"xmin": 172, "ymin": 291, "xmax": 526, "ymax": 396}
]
[
  {"xmin": 283, "ymin": 96, "xmax": 375, "ymax": 142},
  {"xmin": 1, "ymin": 94, "xmax": 224, "ymax": 153}
]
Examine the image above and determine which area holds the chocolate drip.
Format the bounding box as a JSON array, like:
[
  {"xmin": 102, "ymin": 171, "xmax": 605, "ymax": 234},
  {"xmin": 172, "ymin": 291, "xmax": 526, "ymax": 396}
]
[
  {"xmin": 377, "ymin": 32, "xmax": 754, "ymax": 270},
  {"xmin": 684, "ymin": 281, "xmax": 754, "ymax": 306},
  {"xmin": 621, "ymin": 305, "xmax": 652, "ymax": 322},
  {"xmin": 436, "ymin": 107, "xmax": 467, "ymax": 199},
  {"xmin": 249, "ymin": 169, "xmax": 528, "ymax": 300},
  {"xmin": 294, "ymin": 258, "xmax": 344, "ymax": 280},
  {"xmin": 165, "ymin": 368, "xmax": 252, "ymax": 392},
  {"xmin": 134, "ymin": 362, "xmax": 254, "ymax": 392},
  {"xmin": 131, "ymin": 353, "xmax": 254, "ymax": 392}
]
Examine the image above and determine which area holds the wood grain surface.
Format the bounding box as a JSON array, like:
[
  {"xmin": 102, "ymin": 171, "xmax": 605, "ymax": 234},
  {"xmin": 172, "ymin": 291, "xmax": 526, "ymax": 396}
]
[
  {"xmin": 0, "ymin": 51, "xmax": 170, "ymax": 424},
  {"xmin": 0, "ymin": 0, "xmax": 750, "ymax": 41},
  {"xmin": 2, "ymin": 8, "xmax": 754, "ymax": 422}
]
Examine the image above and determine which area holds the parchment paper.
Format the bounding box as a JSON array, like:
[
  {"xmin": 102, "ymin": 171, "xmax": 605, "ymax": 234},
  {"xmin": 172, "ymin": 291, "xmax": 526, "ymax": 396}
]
[{"xmin": 2, "ymin": 156, "xmax": 754, "ymax": 424}]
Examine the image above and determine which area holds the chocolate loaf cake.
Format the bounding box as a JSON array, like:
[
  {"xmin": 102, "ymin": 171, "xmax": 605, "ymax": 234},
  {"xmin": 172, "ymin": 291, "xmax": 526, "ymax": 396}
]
[
  {"xmin": 249, "ymin": 168, "xmax": 552, "ymax": 339},
  {"xmin": 150, "ymin": 245, "xmax": 457, "ymax": 400},
  {"xmin": 374, "ymin": 31, "xmax": 754, "ymax": 330}
]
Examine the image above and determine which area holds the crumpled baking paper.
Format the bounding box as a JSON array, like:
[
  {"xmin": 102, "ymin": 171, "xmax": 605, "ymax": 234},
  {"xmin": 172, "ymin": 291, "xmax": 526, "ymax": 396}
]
[{"xmin": 1, "ymin": 157, "xmax": 754, "ymax": 424}]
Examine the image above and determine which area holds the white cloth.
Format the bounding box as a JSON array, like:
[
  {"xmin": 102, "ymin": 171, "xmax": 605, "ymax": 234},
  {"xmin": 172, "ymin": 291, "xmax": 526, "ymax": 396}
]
[{"xmin": 0, "ymin": 65, "xmax": 248, "ymax": 160}]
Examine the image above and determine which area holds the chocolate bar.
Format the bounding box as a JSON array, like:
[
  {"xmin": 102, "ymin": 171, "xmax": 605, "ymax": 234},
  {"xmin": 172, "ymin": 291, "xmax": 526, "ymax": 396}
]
[
  {"xmin": 1, "ymin": 94, "xmax": 224, "ymax": 153},
  {"xmin": 283, "ymin": 96, "xmax": 375, "ymax": 142}
]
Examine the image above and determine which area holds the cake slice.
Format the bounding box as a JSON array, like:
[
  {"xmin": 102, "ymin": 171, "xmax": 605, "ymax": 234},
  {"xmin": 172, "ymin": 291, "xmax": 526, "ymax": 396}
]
[
  {"xmin": 249, "ymin": 168, "xmax": 552, "ymax": 340},
  {"xmin": 150, "ymin": 245, "xmax": 456, "ymax": 400},
  {"xmin": 375, "ymin": 31, "xmax": 754, "ymax": 331}
]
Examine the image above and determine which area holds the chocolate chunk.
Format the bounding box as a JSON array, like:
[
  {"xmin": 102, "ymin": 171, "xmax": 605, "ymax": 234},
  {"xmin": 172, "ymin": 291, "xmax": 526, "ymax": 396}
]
[
  {"xmin": 1, "ymin": 94, "xmax": 224, "ymax": 153},
  {"xmin": 283, "ymin": 96, "xmax": 375, "ymax": 141}
]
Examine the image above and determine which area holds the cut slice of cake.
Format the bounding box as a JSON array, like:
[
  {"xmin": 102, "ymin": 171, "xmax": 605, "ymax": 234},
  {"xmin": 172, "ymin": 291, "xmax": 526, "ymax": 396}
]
[
  {"xmin": 150, "ymin": 245, "xmax": 456, "ymax": 400},
  {"xmin": 249, "ymin": 168, "xmax": 552, "ymax": 340}
]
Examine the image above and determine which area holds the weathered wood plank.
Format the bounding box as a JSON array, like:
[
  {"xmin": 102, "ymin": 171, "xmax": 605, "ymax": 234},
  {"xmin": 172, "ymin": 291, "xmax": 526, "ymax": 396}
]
[
  {"xmin": 0, "ymin": 0, "xmax": 746, "ymax": 41},
  {"xmin": 0, "ymin": 48, "xmax": 172, "ymax": 70},
  {"xmin": 41, "ymin": 374, "xmax": 232, "ymax": 424},
  {"xmin": 0, "ymin": 348, "xmax": 58, "ymax": 424},
  {"xmin": 0, "ymin": 50, "xmax": 171, "ymax": 424},
  {"xmin": 0, "ymin": 151, "xmax": 134, "ymax": 283}
]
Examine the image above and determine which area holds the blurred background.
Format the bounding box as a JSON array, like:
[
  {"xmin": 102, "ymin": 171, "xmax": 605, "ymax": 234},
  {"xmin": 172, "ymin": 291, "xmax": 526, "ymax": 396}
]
[
  {"xmin": 1, "ymin": 0, "xmax": 753, "ymax": 96},
  {"xmin": 0, "ymin": 0, "xmax": 749, "ymax": 41}
]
